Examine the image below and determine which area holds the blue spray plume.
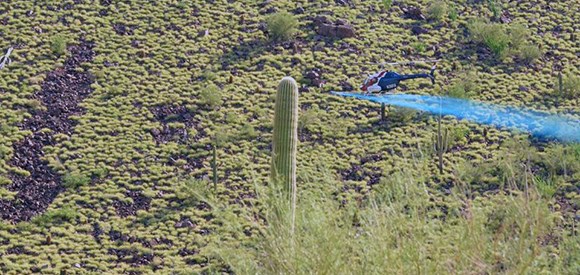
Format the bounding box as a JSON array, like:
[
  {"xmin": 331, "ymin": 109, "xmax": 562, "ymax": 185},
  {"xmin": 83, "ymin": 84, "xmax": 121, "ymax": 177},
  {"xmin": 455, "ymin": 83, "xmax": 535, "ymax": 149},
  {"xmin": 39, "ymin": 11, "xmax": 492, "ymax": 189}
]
[{"xmin": 331, "ymin": 92, "xmax": 580, "ymax": 143}]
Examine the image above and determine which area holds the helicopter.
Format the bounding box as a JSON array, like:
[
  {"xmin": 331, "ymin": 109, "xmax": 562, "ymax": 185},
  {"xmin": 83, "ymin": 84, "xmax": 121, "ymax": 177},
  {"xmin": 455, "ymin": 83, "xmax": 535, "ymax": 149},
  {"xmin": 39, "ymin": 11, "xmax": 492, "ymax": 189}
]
[{"xmin": 358, "ymin": 60, "xmax": 439, "ymax": 94}]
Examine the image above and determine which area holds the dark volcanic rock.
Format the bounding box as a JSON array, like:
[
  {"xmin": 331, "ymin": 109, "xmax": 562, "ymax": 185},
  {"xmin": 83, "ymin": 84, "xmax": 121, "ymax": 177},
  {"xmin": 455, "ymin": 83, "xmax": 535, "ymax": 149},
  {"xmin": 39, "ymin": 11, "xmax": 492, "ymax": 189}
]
[
  {"xmin": 314, "ymin": 16, "xmax": 356, "ymax": 39},
  {"xmin": 0, "ymin": 39, "xmax": 95, "ymax": 223},
  {"xmin": 402, "ymin": 7, "xmax": 425, "ymax": 21},
  {"xmin": 411, "ymin": 25, "xmax": 428, "ymax": 35}
]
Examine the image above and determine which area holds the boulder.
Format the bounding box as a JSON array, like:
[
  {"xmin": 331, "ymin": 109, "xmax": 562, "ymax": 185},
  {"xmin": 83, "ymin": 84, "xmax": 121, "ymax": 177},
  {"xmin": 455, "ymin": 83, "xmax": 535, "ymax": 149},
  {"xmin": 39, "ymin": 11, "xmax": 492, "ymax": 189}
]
[
  {"xmin": 402, "ymin": 7, "xmax": 425, "ymax": 21},
  {"xmin": 316, "ymin": 22, "xmax": 356, "ymax": 38}
]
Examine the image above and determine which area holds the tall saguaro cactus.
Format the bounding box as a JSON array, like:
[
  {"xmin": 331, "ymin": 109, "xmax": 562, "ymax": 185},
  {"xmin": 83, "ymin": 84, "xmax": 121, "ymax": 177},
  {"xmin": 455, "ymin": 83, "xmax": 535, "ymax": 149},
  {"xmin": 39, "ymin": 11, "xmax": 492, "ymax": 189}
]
[{"xmin": 271, "ymin": 76, "xmax": 299, "ymax": 230}]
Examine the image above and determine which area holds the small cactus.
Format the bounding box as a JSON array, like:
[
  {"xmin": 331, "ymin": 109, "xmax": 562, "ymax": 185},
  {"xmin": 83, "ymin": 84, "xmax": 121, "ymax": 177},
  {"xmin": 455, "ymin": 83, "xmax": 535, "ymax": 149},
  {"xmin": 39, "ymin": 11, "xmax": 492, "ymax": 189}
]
[
  {"xmin": 271, "ymin": 76, "xmax": 299, "ymax": 231},
  {"xmin": 432, "ymin": 116, "xmax": 449, "ymax": 174}
]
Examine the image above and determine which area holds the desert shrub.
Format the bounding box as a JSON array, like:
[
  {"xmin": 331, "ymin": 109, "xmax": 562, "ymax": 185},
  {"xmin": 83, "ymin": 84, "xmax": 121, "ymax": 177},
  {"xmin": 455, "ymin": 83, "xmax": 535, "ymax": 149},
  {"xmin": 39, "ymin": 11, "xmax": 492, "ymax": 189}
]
[
  {"xmin": 389, "ymin": 106, "xmax": 417, "ymax": 124},
  {"xmin": 468, "ymin": 20, "xmax": 509, "ymax": 57},
  {"xmin": 426, "ymin": 0, "xmax": 448, "ymax": 21},
  {"xmin": 32, "ymin": 206, "xmax": 77, "ymax": 226},
  {"xmin": 176, "ymin": 178, "xmax": 213, "ymax": 207},
  {"xmin": 266, "ymin": 12, "xmax": 298, "ymax": 41},
  {"xmin": 487, "ymin": 0, "xmax": 502, "ymax": 21},
  {"xmin": 381, "ymin": 0, "xmax": 393, "ymax": 10},
  {"xmin": 555, "ymin": 73, "xmax": 580, "ymax": 99},
  {"xmin": 199, "ymin": 84, "xmax": 223, "ymax": 108},
  {"xmin": 62, "ymin": 171, "xmax": 91, "ymax": 189},
  {"xmin": 298, "ymin": 107, "xmax": 320, "ymax": 133},
  {"xmin": 448, "ymin": 4, "xmax": 458, "ymax": 21},
  {"xmin": 50, "ymin": 35, "xmax": 67, "ymax": 56},
  {"xmin": 411, "ymin": 42, "xmax": 427, "ymax": 53},
  {"xmin": 239, "ymin": 123, "xmax": 258, "ymax": 139},
  {"xmin": 517, "ymin": 44, "xmax": 541, "ymax": 63},
  {"xmin": 447, "ymin": 70, "xmax": 478, "ymax": 98},
  {"xmin": 509, "ymin": 23, "xmax": 530, "ymax": 49}
]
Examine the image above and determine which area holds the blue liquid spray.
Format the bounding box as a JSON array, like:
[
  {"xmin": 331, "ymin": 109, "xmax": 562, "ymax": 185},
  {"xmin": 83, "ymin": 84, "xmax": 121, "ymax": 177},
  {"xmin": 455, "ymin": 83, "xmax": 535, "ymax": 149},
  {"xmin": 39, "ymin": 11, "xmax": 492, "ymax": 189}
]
[{"xmin": 331, "ymin": 92, "xmax": 580, "ymax": 143}]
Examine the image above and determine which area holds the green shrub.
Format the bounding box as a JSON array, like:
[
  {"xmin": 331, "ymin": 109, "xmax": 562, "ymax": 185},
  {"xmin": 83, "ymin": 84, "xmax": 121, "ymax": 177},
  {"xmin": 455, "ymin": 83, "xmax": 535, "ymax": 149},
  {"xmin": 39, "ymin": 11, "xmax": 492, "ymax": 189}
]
[
  {"xmin": 555, "ymin": 74, "xmax": 580, "ymax": 99},
  {"xmin": 411, "ymin": 42, "xmax": 427, "ymax": 53},
  {"xmin": 266, "ymin": 12, "xmax": 298, "ymax": 41},
  {"xmin": 199, "ymin": 84, "xmax": 223, "ymax": 108},
  {"xmin": 49, "ymin": 35, "xmax": 67, "ymax": 56},
  {"xmin": 176, "ymin": 178, "xmax": 213, "ymax": 207},
  {"xmin": 468, "ymin": 20, "xmax": 510, "ymax": 57},
  {"xmin": 382, "ymin": 0, "xmax": 393, "ymax": 10},
  {"xmin": 487, "ymin": 0, "xmax": 502, "ymax": 21},
  {"xmin": 426, "ymin": 0, "xmax": 448, "ymax": 21},
  {"xmin": 447, "ymin": 70, "xmax": 478, "ymax": 98},
  {"xmin": 517, "ymin": 44, "xmax": 541, "ymax": 63},
  {"xmin": 298, "ymin": 107, "xmax": 320, "ymax": 133},
  {"xmin": 62, "ymin": 171, "xmax": 91, "ymax": 189},
  {"xmin": 32, "ymin": 206, "xmax": 77, "ymax": 226},
  {"xmin": 448, "ymin": 4, "xmax": 458, "ymax": 21},
  {"xmin": 508, "ymin": 23, "xmax": 529, "ymax": 49}
]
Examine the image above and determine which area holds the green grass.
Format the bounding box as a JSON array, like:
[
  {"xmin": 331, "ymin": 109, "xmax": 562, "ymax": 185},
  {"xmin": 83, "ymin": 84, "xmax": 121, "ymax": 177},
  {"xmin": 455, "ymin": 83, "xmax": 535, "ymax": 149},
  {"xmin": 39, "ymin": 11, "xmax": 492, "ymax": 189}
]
[
  {"xmin": 468, "ymin": 20, "xmax": 510, "ymax": 57},
  {"xmin": 427, "ymin": 0, "xmax": 448, "ymax": 21},
  {"xmin": 216, "ymin": 169, "xmax": 570, "ymax": 274}
]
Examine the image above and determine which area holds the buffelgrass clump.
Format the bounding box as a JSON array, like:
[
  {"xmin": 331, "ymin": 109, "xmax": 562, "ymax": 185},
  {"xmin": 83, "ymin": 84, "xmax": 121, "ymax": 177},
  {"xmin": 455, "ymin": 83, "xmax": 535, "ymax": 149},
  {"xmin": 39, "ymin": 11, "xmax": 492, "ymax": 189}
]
[
  {"xmin": 487, "ymin": 0, "xmax": 502, "ymax": 21},
  {"xmin": 62, "ymin": 171, "xmax": 91, "ymax": 189},
  {"xmin": 468, "ymin": 20, "xmax": 510, "ymax": 58},
  {"xmin": 381, "ymin": 0, "xmax": 393, "ymax": 10},
  {"xmin": 199, "ymin": 84, "xmax": 223, "ymax": 108},
  {"xmin": 426, "ymin": 0, "xmax": 448, "ymax": 21},
  {"xmin": 448, "ymin": 4, "xmax": 458, "ymax": 21},
  {"xmin": 411, "ymin": 41, "xmax": 427, "ymax": 53},
  {"xmin": 266, "ymin": 12, "xmax": 298, "ymax": 41},
  {"xmin": 517, "ymin": 44, "xmax": 541, "ymax": 63},
  {"xmin": 49, "ymin": 35, "xmax": 67, "ymax": 56},
  {"xmin": 32, "ymin": 206, "xmax": 77, "ymax": 227},
  {"xmin": 555, "ymin": 73, "xmax": 580, "ymax": 99},
  {"xmin": 447, "ymin": 70, "xmax": 478, "ymax": 99},
  {"xmin": 216, "ymin": 169, "xmax": 569, "ymax": 274}
]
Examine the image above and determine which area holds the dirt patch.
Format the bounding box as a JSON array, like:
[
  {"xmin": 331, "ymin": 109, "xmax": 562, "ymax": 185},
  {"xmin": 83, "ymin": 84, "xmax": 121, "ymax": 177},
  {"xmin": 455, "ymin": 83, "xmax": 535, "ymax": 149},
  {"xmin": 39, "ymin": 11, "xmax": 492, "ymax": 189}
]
[
  {"xmin": 0, "ymin": 39, "xmax": 95, "ymax": 223},
  {"xmin": 113, "ymin": 190, "xmax": 152, "ymax": 217}
]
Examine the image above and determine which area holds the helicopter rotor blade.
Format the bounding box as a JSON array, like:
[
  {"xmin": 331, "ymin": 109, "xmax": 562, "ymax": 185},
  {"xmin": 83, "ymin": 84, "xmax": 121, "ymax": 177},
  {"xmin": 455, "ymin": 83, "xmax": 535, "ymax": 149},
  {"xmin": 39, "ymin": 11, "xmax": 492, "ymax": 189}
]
[{"xmin": 354, "ymin": 59, "xmax": 440, "ymax": 67}]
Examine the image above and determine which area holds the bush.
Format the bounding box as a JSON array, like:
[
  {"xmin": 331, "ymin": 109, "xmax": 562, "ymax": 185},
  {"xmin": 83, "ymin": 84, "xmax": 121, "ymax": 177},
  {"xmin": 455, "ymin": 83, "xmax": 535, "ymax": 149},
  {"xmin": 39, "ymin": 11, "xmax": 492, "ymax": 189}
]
[
  {"xmin": 517, "ymin": 44, "xmax": 541, "ymax": 63},
  {"xmin": 199, "ymin": 84, "xmax": 223, "ymax": 108},
  {"xmin": 555, "ymin": 73, "xmax": 580, "ymax": 99},
  {"xmin": 447, "ymin": 70, "xmax": 478, "ymax": 99},
  {"xmin": 411, "ymin": 42, "xmax": 427, "ymax": 53},
  {"xmin": 266, "ymin": 12, "xmax": 298, "ymax": 41},
  {"xmin": 468, "ymin": 20, "xmax": 510, "ymax": 57},
  {"xmin": 382, "ymin": 0, "xmax": 393, "ymax": 10},
  {"xmin": 448, "ymin": 4, "xmax": 458, "ymax": 21},
  {"xmin": 62, "ymin": 171, "xmax": 91, "ymax": 189},
  {"xmin": 426, "ymin": 0, "xmax": 448, "ymax": 21},
  {"xmin": 298, "ymin": 107, "xmax": 321, "ymax": 133},
  {"xmin": 32, "ymin": 206, "xmax": 77, "ymax": 226},
  {"xmin": 508, "ymin": 23, "xmax": 529, "ymax": 49},
  {"xmin": 49, "ymin": 35, "xmax": 67, "ymax": 56}
]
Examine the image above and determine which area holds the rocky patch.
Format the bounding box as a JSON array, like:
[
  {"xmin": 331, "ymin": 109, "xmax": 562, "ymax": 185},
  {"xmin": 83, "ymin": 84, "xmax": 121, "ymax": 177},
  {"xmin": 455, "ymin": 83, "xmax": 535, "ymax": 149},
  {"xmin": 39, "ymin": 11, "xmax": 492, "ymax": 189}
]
[
  {"xmin": 0, "ymin": 40, "xmax": 95, "ymax": 223},
  {"xmin": 313, "ymin": 16, "xmax": 356, "ymax": 39}
]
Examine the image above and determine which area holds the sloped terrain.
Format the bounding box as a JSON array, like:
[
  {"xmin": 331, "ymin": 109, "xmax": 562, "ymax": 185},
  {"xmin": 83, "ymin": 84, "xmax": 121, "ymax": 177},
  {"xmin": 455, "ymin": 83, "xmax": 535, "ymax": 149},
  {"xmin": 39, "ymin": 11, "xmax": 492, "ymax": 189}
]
[{"xmin": 0, "ymin": 0, "xmax": 578, "ymax": 273}]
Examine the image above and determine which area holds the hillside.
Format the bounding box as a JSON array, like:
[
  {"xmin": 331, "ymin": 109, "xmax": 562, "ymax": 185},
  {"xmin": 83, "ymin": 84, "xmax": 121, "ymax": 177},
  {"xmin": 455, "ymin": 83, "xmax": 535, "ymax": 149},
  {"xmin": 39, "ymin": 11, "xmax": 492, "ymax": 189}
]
[{"xmin": 0, "ymin": 0, "xmax": 579, "ymax": 274}]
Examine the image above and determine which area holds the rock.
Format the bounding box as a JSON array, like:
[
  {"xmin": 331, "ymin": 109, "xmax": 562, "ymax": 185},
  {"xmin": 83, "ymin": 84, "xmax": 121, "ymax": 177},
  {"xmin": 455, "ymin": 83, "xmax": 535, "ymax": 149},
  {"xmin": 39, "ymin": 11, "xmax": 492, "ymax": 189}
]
[
  {"xmin": 402, "ymin": 7, "xmax": 425, "ymax": 21},
  {"xmin": 340, "ymin": 81, "xmax": 354, "ymax": 91},
  {"xmin": 553, "ymin": 25, "xmax": 563, "ymax": 32},
  {"xmin": 411, "ymin": 25, "xmax": 428, "ymax": 35},
  {"xmin": 336, "ymin": 19, "xmax": 348, "ymax": 25},
  {"xmin": 519, "ymin": 86, "xmax": 529, "ymax": 92},
  {"xmin": 306, "ymin": 71, "xmax": 319, "ymax": 80},
  {"xmin": 316, "ymin": 22, "xmax": 356, "ymax": 38},
  {"xmin": 500, "ymin": 10, "xmax": 512, "ymax": 24},
  {"xmin": 294, "ymin": 6, "xmax": 305, "ymax": 14},
  {"xmin": 313, "ymin": 16, "xmax": 331, "ymax": 26}
]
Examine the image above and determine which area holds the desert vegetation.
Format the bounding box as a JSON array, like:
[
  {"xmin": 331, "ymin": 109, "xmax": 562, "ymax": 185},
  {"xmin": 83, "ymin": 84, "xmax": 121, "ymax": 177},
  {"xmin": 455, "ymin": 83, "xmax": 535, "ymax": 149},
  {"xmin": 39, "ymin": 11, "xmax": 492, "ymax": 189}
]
[{"xmin": 0, "ymin": 0, "xmax": 578, "ymax": 274}]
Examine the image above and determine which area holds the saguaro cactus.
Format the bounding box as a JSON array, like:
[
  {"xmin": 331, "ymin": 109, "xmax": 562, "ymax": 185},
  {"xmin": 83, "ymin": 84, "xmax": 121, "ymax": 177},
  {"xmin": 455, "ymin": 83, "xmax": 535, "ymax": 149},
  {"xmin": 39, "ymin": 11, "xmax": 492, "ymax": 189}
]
[
  {"xmin": 271, "ymin": 77, "xmax": 298, "ymax": 197},
  {"xmin": 432, "ymin": 116, "xmax": 449, "ymax": 174},
  {"xmin": 271, "ymin": 77, "xmax": 298, "ymax": 233}
]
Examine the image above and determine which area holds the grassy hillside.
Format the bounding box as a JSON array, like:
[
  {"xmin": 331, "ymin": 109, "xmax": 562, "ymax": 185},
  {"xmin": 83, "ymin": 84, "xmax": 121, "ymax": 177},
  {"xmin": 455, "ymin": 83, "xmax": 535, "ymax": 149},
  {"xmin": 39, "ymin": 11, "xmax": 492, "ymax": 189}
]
[{"xmin": 0, "ymin": 0, "xmax": 578, "ymax": 274}]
